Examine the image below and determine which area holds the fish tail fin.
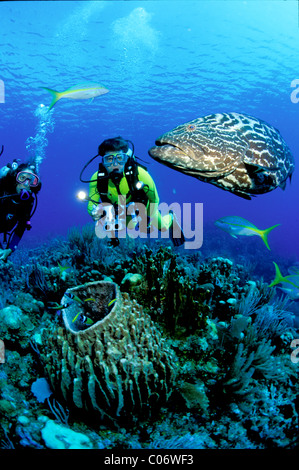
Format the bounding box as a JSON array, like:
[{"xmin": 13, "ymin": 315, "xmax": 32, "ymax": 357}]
[
  {"xmin": 258, "ymin": 224, "xmax": 280, "ymax": 250},
  {"xmin": 269, "ymin": 261, "xmax": 285, "ymax": 288},
  {"xmin": 40, "ymin": 87, "xmax": 62, "ymax": 111}
]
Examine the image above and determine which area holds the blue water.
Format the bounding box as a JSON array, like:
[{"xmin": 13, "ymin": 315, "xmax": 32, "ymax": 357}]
[{"xmin": 1, "ymin": 0, "xmax": 299, "ymax": 259}]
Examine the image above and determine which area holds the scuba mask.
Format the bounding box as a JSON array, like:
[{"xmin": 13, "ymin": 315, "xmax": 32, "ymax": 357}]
[
  {"xmin": 79, "ymin": 139, "xmax": 137, "ymax": 184},
  {"xmin": 102, "ymin": 152, "xmax": 128, "ymax": 167},
  {"xmin": 16, "ymin": 170, "xmax": 40, "ymax": 187}
]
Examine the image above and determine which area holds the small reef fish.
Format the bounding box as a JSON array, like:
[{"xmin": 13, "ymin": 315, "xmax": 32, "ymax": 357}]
[
  {"xmin": 108, "ymin": 299, "xmax": 117, "ymax": 307},
  {"xmin": 41, "ymin": 83, "xmax": 109, "ymax": 111},
  {"xmin": 48, "ymin": 302, "xmax": 69, "ymax": 310},
  {"xmin": 48, "ymin": 294, "xmax": 95, "ymax": 315},
  {"xmin": 148, "ymin": 112, "xmax": 295, "ymax": 199},
  {"xmin": 269, "ymin": 262, "xmax": 299, "ymax": 300},
  {"xmin": 214, "ymin": 216, "xmax": 279, "ymax": 250},
  {"xmin": 58, "ymin": 262, "xmax": 71, "ymax": 278},
  {"xmin": 72, "ymin": 313, "xmax": 94, "ymax": 325},
  {"xmin": 65, "ymin": 292, "xmax": 95, "ymax": 305}
]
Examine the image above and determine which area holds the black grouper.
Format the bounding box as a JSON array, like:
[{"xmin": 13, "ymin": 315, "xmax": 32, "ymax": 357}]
[{"xmin": 148, "ymin": 112, "xmax": 295, "ymax": 199}]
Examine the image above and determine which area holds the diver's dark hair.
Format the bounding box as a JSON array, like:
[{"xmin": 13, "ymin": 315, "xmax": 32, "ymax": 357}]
[
  {"xmin": 3, "ymin": 162, "xmax": 42, "ymax": 194},
  {"xmin": 98, "ymin": 136, "xmax": 129, "ymax": 156}
]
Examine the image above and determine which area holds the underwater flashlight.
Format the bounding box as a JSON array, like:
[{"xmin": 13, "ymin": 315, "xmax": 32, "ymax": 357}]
[
  {"xmin": 77, "ymin": 190, "xmax": 88, "ymax": 201},
  {"xmin": 136, "ymin": 181, "xmax": 144, "ymax": 190},
  {"xmin": 76, "ymin": 190, "xmax": 99, "ymax": 206}
]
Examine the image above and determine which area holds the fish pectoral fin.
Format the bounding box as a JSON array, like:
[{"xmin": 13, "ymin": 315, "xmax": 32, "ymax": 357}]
[
  {"xmin": 244, "ymin": 162, "xmax": 280, "ymax": 174},
  {"xmin": 230, "ymin": 189, "xmax": 253, "ymax": 200},
  {"xmin": 188, "ymin": 164, "xmax": 237, "ymax": 180},
  {"xmin": 88, "ymin": 98, "xmax": 94, "ymax": 104}
]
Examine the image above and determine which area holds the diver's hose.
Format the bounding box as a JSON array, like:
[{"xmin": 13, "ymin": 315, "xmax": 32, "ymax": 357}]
[
  {"xmin": 0, "ymin": 190, "xmax": 30, "ymax": 201},
  {"xmin": 0, "ymin": 193, "xmax": 19, "ymax": 200},
  {"xmin": 79, "ymin": 153, "xmax": 101, "ymax": 183}
]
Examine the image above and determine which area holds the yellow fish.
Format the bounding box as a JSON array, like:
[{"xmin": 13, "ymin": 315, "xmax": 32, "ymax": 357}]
[
  {"xmin": 72, "ymin": 313, "xmax": 94, "ymax": 325},
  {"xmin": 48, "ymin": 302, "xmax": 69, "ymax": 310},
  {"xmin": 108, "ymin": 299, "xmax": 117, "ymax": 307},
  {"xmin": 58, "ymin": 262, "xmax": 71, "ymax": 278},
  {"xmin": 41, "ymin": 83, "xmax": 109, "ymax": 111},
  {"xmin": 269, "ymin": 262, "xmax": 299, "ymax": 300},
  {"xmin": 65, "ymin": 292, "xmax": 95, "ymax": 305},
  {"xmin": 215, "ymin": 216, "xmax": 280, "ymax": 250}
]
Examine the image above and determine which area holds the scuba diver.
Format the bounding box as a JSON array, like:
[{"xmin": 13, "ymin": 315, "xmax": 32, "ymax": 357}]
[
  {"xmin": 80, "ymin": 136, "xmax": 185, "ymax": 247},
  {"xmin": 0, "ymin": 145, "xmax": 41, "ymax": 262}
]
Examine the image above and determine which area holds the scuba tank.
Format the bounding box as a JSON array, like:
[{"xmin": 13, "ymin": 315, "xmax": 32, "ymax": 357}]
[
  {"xmin": 0, "ymin": 145, "xmax": 26, "ymax": 192},
  {"xmin": 0, "ymin": 147, "xmax": 21, "ymax": 178},
  {"xmin": 0, "ymin": 155, "xmax": 23, "ymax": 197},
  {"xmin": 0, "ymin": 146, "xmax": 21, "ymax": 177}
]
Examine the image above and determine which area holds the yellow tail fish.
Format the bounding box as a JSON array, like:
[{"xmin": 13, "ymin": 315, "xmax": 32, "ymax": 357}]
[
  {"xmin": 41, "ymin": 83, "xmax": 109, "ymax": 111},
  {"xmin": 269, "ymin": 262, "xmax": 299, "ymax": 300},
  {"xmin": 215, "ymin": 216, "xmax": 279, "ymax": 250}
]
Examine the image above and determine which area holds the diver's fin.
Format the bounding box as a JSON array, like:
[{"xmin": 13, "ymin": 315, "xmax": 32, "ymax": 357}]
[
  {"xmin": 108, "ymin": 237, "xmax": 120, "ymax": 247},
  {"xmin": 169, "ymin": 211, "xmax": 185, "ymax": 247}
]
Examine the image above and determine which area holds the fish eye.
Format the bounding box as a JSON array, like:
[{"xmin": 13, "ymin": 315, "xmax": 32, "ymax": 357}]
[{"xmin": 187, "ymin": 124, "xmax": 196, "ymax": 131}]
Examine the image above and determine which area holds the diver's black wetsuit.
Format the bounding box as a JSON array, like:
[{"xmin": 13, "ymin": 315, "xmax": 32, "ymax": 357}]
[{"xmin": 0, "ymin": 185, "xmax": 34, "ymax": 252}]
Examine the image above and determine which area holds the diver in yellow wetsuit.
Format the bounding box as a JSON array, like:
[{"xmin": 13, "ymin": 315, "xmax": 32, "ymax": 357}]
[{"xmin": 81, "ymin": 136, "xmax": 184, "ymax": 247}]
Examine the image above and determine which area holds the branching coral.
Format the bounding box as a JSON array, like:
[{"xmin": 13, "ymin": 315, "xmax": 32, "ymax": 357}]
[
  {"xmin": 223, "ymin": 339, "xmax": 278, "ymax": 396},
  {"xmin": 115, "ymin": 246, "xmax": 210, "ymax": 334}
]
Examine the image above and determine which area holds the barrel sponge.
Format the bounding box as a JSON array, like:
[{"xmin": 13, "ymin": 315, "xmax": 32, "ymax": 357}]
[{"xmin": 40, "ymin": 281, "xmax": 176, "ymax": 421}]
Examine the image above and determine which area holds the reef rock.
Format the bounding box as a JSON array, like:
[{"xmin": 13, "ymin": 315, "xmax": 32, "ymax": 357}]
[
  {"xmin": 0, "ymin": 305, "xmax": 23, "ymax": 330},
  {"xmin": 0, "ymin": 305, "xmax": 34, "ymax": 347},
  {"xmin": 121, "ymin": 272, "xmax": 143, "ymax": 288},
  {"xmin": 40, "ymin": 281, "xmax": 176, "ymax": 422},
  {"xmin": 41, "ymin": 418, "xmax": 93, "ymax": 449}
]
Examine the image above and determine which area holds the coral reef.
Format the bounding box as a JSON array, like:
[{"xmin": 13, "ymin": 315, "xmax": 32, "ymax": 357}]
[
  {"xmin": 0, "ymin": 226, "xmax": 298, "ymax": 449},
  {"xmin": 40, "ymin": 281, "xmax": 176, "ymax": 423}
]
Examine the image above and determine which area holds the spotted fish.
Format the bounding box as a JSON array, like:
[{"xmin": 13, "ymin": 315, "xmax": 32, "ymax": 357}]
[{"xmin": 148, "ymin": 113, "xmax": 295, "ymax": 199}]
